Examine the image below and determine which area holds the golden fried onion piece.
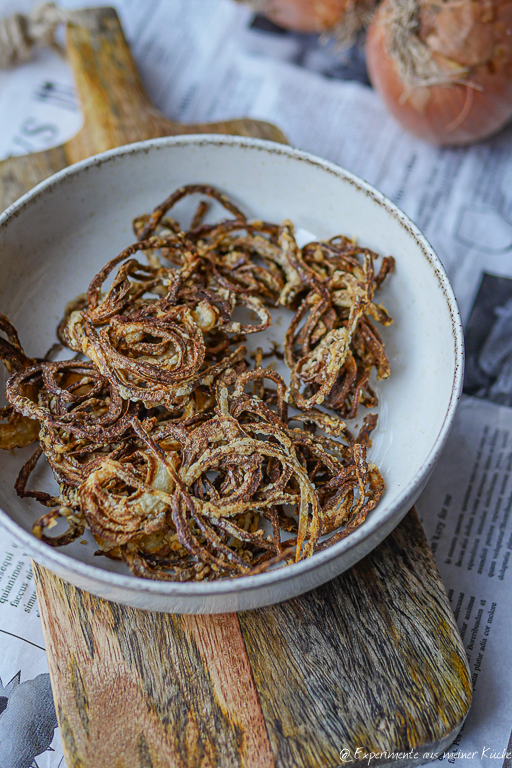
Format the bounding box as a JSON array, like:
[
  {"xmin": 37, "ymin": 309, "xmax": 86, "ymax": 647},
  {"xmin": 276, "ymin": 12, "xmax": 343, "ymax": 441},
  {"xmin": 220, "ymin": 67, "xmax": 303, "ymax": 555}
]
[
  {"xmin": 0, "ymin": 313, "xmax": 39, "ymax": 449},
  {"xmin": 285, "ymin": 240, "xmax": 394, "ymax": 417},
  {"xmin": 79, "ymin": 450, "xmax": 176, "ymax": 545},
  {"xmin": 0, "ymin": 406, "xmax": 39, "ymax": 450},
  {"xmin": 0, "ymin": 185, "xmax": 393, "ymax": 581}
]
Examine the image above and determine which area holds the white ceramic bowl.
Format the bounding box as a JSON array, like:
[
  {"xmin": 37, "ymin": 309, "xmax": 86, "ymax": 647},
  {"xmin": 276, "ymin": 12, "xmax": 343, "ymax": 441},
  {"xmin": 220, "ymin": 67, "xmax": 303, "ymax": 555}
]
[{"xmin": 0, "ymin": 136, "xmax": 463, "ymax": 613}]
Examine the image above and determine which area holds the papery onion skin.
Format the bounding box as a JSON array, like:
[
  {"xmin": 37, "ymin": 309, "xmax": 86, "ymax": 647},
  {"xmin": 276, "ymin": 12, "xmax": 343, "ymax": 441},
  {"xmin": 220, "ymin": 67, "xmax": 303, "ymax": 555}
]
[
  {"xmin": 366, "ymin": 0, "xmax": 512, "ymax": 146},
  {"xmin": 236, "ymin": 0, "xmax": 377, "ymax": 35},
  {"xmin": 254, "ymin": 0, "xmax": 354, "ymax": 31}
]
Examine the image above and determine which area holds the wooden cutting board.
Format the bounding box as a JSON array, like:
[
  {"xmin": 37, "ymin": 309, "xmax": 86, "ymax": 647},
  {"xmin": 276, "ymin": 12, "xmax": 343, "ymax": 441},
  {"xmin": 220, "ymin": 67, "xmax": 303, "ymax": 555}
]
[{"xmin": 0, "ymin": 8, "xmax": 471, "ymax": 768}]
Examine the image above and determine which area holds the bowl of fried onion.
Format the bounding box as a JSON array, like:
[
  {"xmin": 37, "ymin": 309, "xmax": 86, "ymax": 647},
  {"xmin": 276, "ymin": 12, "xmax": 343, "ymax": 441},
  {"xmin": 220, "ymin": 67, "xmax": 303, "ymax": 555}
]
[{"xmin": 0, "ymin": 136, "xmax": 463, "ymax": 613}]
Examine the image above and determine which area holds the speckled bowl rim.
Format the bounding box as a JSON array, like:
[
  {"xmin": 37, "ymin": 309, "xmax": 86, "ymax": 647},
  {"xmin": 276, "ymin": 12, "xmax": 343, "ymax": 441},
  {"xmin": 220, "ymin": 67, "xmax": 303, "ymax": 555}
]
[{"xmin": 0, "ymin": 134, "xmax": 465, "ymax": 599}]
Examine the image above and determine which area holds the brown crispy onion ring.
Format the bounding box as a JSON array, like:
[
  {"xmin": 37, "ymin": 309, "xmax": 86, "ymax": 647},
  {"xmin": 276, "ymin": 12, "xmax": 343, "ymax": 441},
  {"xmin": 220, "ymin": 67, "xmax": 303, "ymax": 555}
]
[
  {"xmin": 33, "ymin": 509, "xmax": 85, "ymax": 547},
  {"xmin": 0, "ymin": 184, "xmax": 393, "ymax": 581},
  {"xmin": 138, "ymin": 184, "xmax": 247, "ymax": 241},
  {"xmin": 6, "ymin": 361, "xmax": 136, "ymax": 442}
]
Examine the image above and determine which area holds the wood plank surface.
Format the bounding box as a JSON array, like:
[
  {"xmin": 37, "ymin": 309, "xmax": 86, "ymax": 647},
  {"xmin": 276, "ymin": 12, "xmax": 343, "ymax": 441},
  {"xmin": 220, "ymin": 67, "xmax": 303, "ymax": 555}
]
[
  {"xmin": 33, "ymin": 577, "xmax": 275, "ymax": 768},
  {"xmin": 0, "ymin": 6, "xmax": 471, "ymax": 767},
  {"xmin": 33, "ymin": 509, "xmax": 471, "ymax": 768},
  {"xmin": 0, "ymin": 146, "xmax": 68, "ymax": 213},
  {"xmin": 239, "ymin": 510, "xmax": 471, "ymax": 768},
  {"xmin": 64, "ymin": 7, "xmax": 287, "ymax": 162}
]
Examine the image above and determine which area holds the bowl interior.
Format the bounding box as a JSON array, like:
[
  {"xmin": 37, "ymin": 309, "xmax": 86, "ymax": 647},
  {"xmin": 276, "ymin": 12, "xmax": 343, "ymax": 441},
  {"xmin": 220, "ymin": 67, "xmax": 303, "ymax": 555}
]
[{"xmin": 0, "ymin": 137, "xmax": 461, "ymax": 587}]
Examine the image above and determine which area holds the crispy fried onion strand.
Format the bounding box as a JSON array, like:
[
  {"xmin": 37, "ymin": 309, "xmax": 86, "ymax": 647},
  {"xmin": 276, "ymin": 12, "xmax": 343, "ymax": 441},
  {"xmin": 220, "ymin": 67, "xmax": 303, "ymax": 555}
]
[
  {"xmin": 0, "ymin": 313, "xmax": 40, "ymax": 449},
  {"xmin": 0, "ymin": 185, "xmax": 393, "ymax": 580},
  {"xmin": 285, "ymin": 241, "xmax": 394, "ymax": 416}
]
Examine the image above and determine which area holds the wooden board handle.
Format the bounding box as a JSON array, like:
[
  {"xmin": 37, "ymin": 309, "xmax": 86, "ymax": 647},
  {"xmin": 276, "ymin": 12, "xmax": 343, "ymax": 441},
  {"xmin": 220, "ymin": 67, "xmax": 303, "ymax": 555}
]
[
  {"xmin": 64, "ymin": 6, "xmax": 287, "ymax": 162},
  {"xmin": 65, "ymin": 6, "xmax": 175, "ymax": 159},
  {"xmin": 0, "ymin": 7, "xmax": 286, "ymax": 212}
]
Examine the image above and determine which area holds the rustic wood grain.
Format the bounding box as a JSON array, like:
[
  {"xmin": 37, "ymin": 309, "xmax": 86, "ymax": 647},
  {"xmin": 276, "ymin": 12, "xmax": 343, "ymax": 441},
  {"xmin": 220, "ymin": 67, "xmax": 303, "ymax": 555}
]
[
  {"xmin": 181, "ymin": 615, "xmax": 275, "ymax": 768},
  {"xmin": 64, "ymin": 7, "xmax": 287, "ymax": 162},
  {"xmin": 239, "ymin": 509, "xmax": 471, "ymax": 768},
  {"xmin": 0, "ymin": 7, "xmax": 471, "ymax": 767},
  {"xmin": 34, "ymin": 574, "xmax": 275, "ymax": 768},
  {"xmin": 0, "ymin": 145, "xmax": 68, "ymax": 214},
  {"xmin": 33, "ymin": 509, "xmax": 471, "ymax": 768}
]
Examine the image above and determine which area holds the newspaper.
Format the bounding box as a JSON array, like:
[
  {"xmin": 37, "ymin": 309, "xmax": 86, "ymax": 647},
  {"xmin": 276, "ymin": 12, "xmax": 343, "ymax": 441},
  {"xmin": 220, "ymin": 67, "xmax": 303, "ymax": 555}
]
[{"xmin": 1, "ymin": 0, "xmax": 512, "ymax": 765}]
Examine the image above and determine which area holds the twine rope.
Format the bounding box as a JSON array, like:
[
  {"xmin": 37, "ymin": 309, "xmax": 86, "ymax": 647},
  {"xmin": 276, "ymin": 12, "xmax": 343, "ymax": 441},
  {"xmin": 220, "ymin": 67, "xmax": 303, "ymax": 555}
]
[{"xmin": 0, "ymin": 2, "xmax": 68, "ymax": 68}]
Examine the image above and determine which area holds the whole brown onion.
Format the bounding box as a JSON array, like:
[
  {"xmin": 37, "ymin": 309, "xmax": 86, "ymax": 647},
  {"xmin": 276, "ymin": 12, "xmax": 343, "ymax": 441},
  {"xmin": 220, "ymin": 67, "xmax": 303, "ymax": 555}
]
[
  {"xmin": 236, "ymin": 0, "xmax": 378, "ymax": 39},
  {"xmin": 366, "ymin": 0, "xmax": 512, "ymax": 145}
]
